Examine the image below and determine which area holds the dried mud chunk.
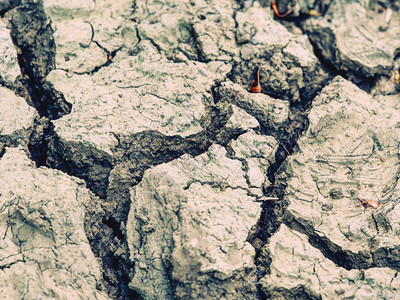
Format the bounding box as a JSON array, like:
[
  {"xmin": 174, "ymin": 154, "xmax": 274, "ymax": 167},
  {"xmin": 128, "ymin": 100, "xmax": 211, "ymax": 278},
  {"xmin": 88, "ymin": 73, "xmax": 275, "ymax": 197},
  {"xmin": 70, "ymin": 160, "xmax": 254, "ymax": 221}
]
[
  {"xmin": 52, "ymin": 19, "xmax": 107, "ymax": 73},
  {"xmin": 0, "ymin": 22, "xmax": 20, "ymax": 84},
  {"xmin": 224, "ymin": 105, "xmax": 259, "ymax": 132},
  {"xmin": 0, "ymin": 147, "xmax": 110, "ymax": 299},
  {"xmin": 44, "ymin": 0, "xmax": 136, "ymax": 73},
  {"xmin": 259, "ymin": 224, "xmax": 400, "ymax": 299},
  {"xmin": 134, "ymin": 0, "xmax": 238, "ymax": 60},
  {"xmin": 127, "ymin": 144, "xmax": 265, "ymax": 299},
  {"xmin": 192, "ymin": 6, "xmax": 239, "ymax": 61},
  {"xmin": 302, "ymin": 0, "xmax": 400, "ymax": 79},
  {"xmin": 233, "ymin": 7, "xmax": 327, "ymax": 102},
  {"xmin": 230, "ymin": 130, "xmax": 278, "ymax": 190},
  {"xmin": 0, "ymin": 87, "xmax": 38, "ymax": 146},
  {"xmin": 48, "ymin": 42, "xmax": 231, "ymax": 156},
  {"xmin": 281, "ymin": 76, "xmax": 400, "ymax": 268},
  {"xmin": 236, "ymin": 7, "xmax": 292, "ymax": 47},
  {"xmin": 215, "ymin": 81, "xmax": 289, "ymax": 130}
]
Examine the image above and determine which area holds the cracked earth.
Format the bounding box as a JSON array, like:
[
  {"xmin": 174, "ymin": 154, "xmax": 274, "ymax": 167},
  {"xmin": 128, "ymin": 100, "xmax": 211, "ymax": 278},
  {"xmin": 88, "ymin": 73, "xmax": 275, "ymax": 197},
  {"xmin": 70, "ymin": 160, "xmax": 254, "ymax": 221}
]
[{"xmin": 0, "ymin": 0, "xmax": 399, "ymax": 299}]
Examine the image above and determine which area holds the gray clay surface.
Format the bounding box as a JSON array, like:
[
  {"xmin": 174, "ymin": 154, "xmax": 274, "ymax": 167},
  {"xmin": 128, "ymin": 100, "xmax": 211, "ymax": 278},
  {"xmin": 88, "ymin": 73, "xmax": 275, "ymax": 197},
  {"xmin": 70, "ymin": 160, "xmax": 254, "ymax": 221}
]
[{"xmin": 0, "ymin": 0, "xmax": 399, "ymax": 299}]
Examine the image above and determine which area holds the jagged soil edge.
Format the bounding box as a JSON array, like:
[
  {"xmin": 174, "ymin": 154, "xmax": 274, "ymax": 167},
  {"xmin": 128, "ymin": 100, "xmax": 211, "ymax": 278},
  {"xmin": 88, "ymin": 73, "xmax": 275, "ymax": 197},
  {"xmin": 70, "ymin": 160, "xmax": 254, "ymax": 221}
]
[
  {"xmin": 8, "ymin": 0, "xmax": 72, "ymax": 120},
  {"xmin": 246, "ymin": 101, "xmax": 311, "ymax": 274},
  {"xmin": 243, "ymin": 28, "xmax": 339, "ymax": 300},
  {"xmin": 232, "ymin": 6, "xmax": 334, "ymax": 298},
  {"xmin": 6, "ymin": 0, "xmax": 72, "ymax": 169}
]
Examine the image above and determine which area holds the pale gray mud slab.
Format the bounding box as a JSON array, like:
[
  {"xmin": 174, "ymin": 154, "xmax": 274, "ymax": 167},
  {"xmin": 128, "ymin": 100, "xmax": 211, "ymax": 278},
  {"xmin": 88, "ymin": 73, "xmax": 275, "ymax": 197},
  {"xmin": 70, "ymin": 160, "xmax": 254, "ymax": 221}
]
[
  {"xmin": 134, "ymin": 0, "xmax": 328, "ymax": 103},
  {"xmin": 231, "ymin": 5, "xmax": 329, "ymax": 102},
  {"xmin": 44, "ymin": 0, "xmax": 135, "ymax": 74},
  {"xmin": 127, "ymin": 130, "xmax": 278, "ymax": 299},
  {"xmin": 259, "ymin": 76, "xmax": 400, "ymax": 298},
  {"xmin": 260, "ymin": 224, "xmax": 400, "ymax": 299},
  {"xmin": 0, "ymin": 86, "xmax": 37, "ymax": 147},
  {"xmin": 215, "ymin": 81, "xmax": 289, "ymax": 131},
  {"xmin": 44, "ymin": 0, "xmax": 232, "ymax": 196},
  {"xmin": 0, "ymin": 146, "xmax": 110, "ymax": 299},
  {"xmin": 0, "ymin": 20, "xmax": 20, "ymax": 86},
  {"xmin": 133, "ymin": 0, "xmax": 239, "ymax": 61},
  {"xmin": 48, "ymin": 46, "xmax": 230, "ymax": 155},
  {"xmin": 303, "ymin": 0, "xmax": 400, "ymax": 80}
]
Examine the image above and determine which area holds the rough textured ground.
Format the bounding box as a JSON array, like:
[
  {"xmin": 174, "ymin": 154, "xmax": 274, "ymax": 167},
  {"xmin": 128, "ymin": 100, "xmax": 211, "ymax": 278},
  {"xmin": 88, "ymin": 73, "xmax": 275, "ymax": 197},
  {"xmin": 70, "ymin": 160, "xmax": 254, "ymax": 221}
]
[
  {"xmin": 0, "ymin": 147, "xmax": 110, "ymax": 299},
  {"xmin": 0, "ymin": 0, "xmax": 399, "ymax": 299}
]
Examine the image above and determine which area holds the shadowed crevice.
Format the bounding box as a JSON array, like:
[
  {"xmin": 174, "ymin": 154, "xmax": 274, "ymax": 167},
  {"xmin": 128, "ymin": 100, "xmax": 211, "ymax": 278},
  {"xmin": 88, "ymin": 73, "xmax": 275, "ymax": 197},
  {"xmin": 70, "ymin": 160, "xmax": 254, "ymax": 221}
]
[{"xmin": 8, "ymin": 0, "xmax": 71, "ymax": 120}]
